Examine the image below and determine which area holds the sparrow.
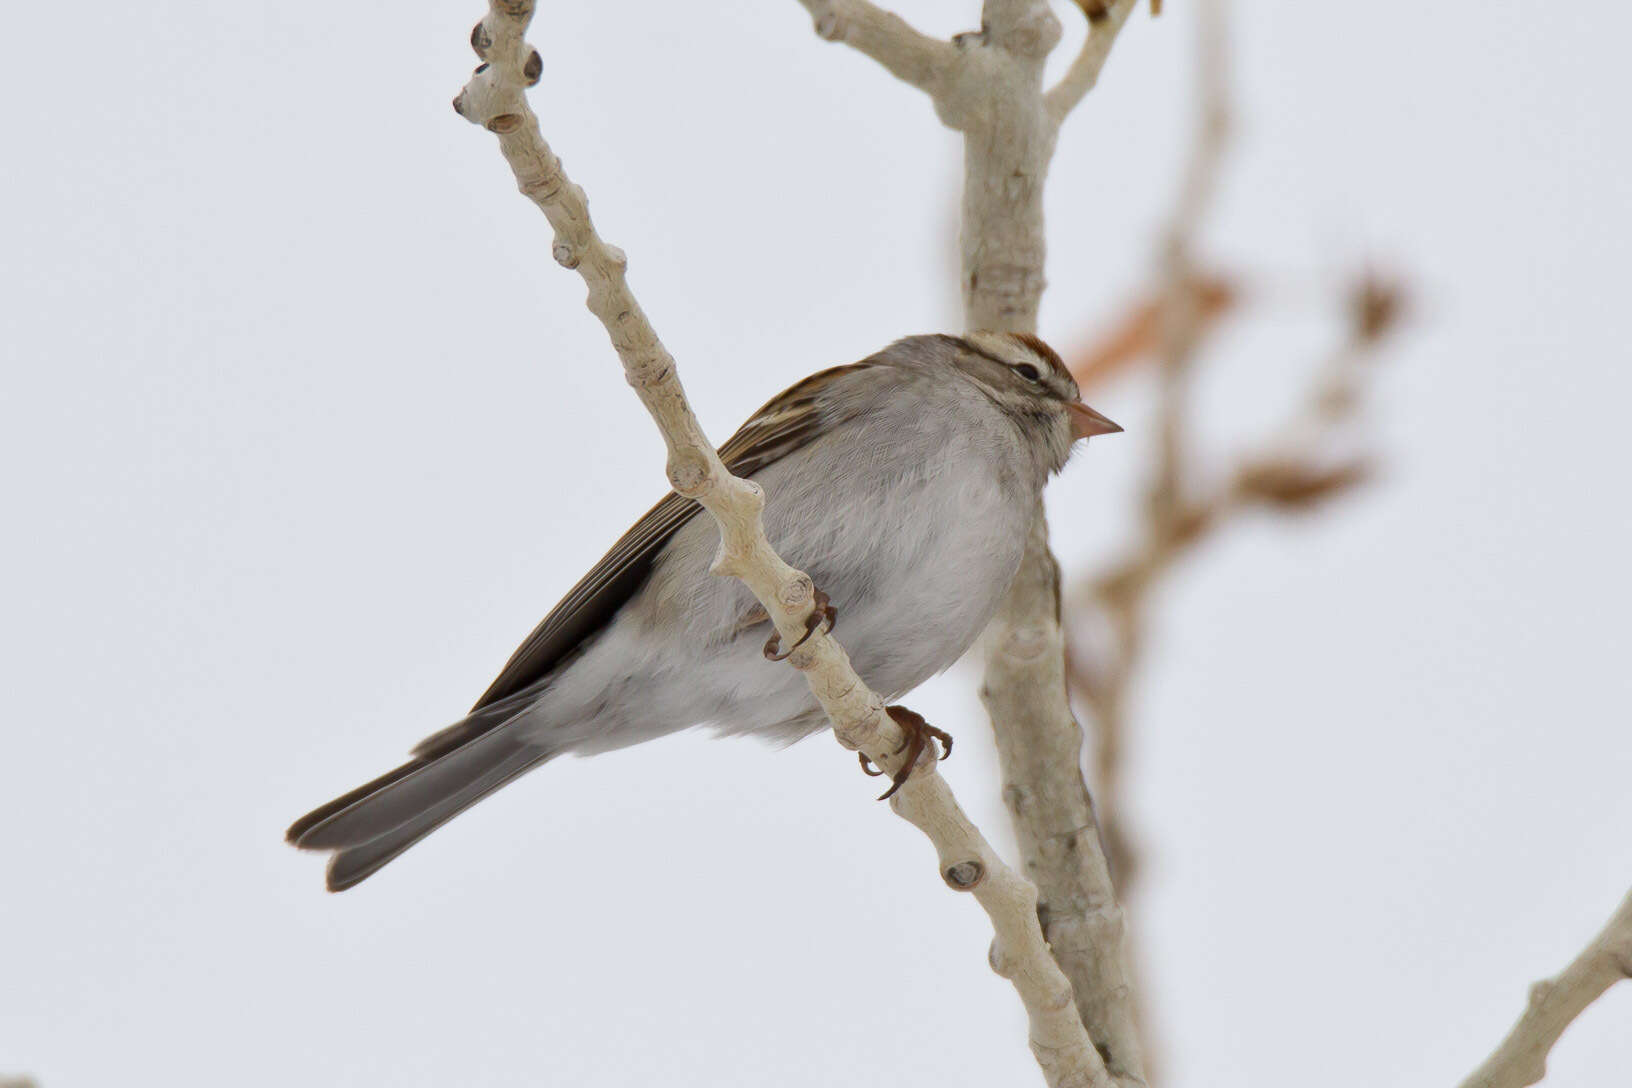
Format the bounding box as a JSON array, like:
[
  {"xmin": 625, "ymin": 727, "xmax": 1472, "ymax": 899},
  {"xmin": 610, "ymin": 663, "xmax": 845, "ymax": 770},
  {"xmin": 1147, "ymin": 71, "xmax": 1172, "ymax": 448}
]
[{"xmin": 287, "ymin": 332, "xmax": 1120, "ymax": 890}]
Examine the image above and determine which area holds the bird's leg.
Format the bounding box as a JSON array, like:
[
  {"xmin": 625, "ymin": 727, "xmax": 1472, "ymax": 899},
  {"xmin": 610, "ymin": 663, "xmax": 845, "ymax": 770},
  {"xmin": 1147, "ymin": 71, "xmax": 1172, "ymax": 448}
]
[
  {"xmin": 762, "ymin": 588, "xmax": 836, "ymax": 662},
  {"xmin": 859, "ymin": 704, "xmax": 954, "ymax": 800}
]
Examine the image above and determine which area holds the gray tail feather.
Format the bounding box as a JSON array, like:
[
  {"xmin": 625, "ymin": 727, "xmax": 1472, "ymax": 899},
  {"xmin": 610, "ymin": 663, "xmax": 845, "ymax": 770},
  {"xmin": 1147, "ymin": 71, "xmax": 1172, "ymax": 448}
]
[
  {"xmin": 286, "ymin": 713, "xmax": 557, "ymax": 891},
  {"xmin": 321, "ymin": 748, "xmax": 553, "ymax": 891}
]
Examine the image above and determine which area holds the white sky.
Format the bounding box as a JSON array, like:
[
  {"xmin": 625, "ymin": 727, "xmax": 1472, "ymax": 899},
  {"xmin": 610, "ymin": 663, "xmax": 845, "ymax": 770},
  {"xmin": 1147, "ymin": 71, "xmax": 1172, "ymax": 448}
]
[{"xmin": 3, "ymin": 1, "xmax": 1629, "ymax": 1085}]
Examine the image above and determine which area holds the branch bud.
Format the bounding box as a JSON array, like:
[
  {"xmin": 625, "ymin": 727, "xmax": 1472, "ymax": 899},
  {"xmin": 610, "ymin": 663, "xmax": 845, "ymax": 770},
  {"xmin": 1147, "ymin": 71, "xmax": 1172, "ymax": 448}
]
[{"xmin": 666, "ymin": 452, "xmax": 710, "ymax": 497}]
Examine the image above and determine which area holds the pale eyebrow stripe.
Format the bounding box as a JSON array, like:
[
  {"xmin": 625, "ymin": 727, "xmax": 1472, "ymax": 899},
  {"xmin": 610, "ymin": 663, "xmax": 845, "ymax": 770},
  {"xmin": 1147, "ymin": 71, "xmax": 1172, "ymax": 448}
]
[{"xmin": 957, "ymin": 337, "xmax": 1023, "ymax": 370}]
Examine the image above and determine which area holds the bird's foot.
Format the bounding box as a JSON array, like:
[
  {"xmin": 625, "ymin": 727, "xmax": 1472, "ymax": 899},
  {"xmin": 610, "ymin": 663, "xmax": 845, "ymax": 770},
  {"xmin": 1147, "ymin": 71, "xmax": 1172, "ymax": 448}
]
[
  {"xmin": 859, "ymin": 704, "xmax": 953, "ymax": 800},
  {"xmin": 762, "ymin": 588, "xmax": 836, "ymax": 662}
]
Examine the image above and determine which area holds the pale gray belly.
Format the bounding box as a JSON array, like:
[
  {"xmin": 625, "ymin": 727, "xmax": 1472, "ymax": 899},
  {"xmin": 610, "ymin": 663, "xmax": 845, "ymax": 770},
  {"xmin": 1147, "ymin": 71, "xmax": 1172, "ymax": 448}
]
[{"xmin": 522, "ymin": 421, "xmax": 1035, "ymax": 751}]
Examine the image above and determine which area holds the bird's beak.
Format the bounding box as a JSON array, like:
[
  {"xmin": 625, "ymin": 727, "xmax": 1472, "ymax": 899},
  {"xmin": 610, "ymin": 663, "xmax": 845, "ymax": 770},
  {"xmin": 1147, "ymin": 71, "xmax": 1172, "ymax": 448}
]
[{"xmin": 1067, "ymin": 400, "xmax": 1123, "ymax": 439}]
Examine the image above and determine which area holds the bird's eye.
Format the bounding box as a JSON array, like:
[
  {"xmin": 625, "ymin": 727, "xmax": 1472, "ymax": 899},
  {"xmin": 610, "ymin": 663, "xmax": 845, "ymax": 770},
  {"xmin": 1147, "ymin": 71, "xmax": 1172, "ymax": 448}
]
[{"xmin": 1014, "ymin": 363, "xmax": 1042, "ymax": 384}]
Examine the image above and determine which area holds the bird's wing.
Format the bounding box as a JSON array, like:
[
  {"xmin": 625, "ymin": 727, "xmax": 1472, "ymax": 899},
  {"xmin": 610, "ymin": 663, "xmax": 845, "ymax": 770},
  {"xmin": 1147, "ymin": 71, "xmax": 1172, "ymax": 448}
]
[{"xmin": 467, "ymin": 362, "xmax": 877, "ymax": 713}]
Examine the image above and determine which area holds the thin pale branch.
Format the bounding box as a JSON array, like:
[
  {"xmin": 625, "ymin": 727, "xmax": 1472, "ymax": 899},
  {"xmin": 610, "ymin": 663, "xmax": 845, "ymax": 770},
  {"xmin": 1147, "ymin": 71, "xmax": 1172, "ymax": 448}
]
[
  {"xmin": 1045, "ymin": 0, "xmax": 1139, "ymax": 125},
  {"xmin": 796, "ymin": 0, "xmax": 957, "ymax": 95},
  {"xmin": 1459, "ymin": 888, "xmax": 1632, "ymax": 1088},
  {"xmin": 454, "ymin": 4, "xmax": 1110, "ymax": 1085}
]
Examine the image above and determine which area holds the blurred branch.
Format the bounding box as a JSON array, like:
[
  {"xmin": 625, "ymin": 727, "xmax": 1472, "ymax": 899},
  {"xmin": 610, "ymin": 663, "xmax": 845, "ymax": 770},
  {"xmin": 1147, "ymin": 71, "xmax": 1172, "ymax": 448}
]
[
  {"xmin": 1068, "ymin": 275, "xmax": 1236, "ymax": 391},
  {"xmin": 1459, "ymin": 887, "xmax": 1632, "ymax": 1088},
  {"xmin": 1060, "ymin": 1, "xmax": 1407, "ymax": 1068},
  {"xmin": 1063, "ymin": 0, "xmax": 1412, "ymax": 902},
  {"xmin": 1070, "ymin": 268, "xmax": 1406, "ymax": 891}
]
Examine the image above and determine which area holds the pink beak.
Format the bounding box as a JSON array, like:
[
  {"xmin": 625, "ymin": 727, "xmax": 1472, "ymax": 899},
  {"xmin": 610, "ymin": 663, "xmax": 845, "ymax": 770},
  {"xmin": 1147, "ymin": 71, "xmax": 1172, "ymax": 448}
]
[{"xmin": 1067, "ymin": 400, "xmax": 1123, "ymax": 439}]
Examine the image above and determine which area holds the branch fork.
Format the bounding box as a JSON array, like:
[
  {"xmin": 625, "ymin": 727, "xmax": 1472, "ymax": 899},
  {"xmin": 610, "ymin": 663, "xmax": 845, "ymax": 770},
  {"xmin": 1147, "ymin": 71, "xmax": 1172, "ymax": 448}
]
[
  {"xmin": 793, "ymin": 3, "xmax": 1148, "ymax": 1085},
  {"xmin": 453, "ymin": 3, "xmax": 1124, "ymax": 1084}
]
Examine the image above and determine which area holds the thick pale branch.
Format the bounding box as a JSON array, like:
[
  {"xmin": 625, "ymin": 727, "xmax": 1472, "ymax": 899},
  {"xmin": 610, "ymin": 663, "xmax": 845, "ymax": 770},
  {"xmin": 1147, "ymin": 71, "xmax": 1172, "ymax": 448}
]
[
  {"xmin": 940, "ymin": 0, "xmax": 1146, "ymax": 1081},
  {"xmin": 1459, "ymin": 888, "xmax": 1632, "ymax": 1088},
  {"xmin": 796, "ymin": 0, "xmax": 957, "ymax": 95},
  {"xmin": 1045, "ymin": 0, "xmax": 1138, "ymax": 125},
  {"xmin": 983, "ymin": 507, "xmax": 1144, "ymax": 1085},
  {"xmin": 981, "ymin": 0, "xmax": 1064, "ymax": 59},
  {"xmin": 455, "ymin": 4, "xmax": 1109, "ymax": 1085}
]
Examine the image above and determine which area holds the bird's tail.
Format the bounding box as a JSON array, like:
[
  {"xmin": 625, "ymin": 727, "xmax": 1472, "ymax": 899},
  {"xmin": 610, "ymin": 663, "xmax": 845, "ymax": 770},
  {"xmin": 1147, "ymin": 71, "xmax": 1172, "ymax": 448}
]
[{"xmin": 286, "ymin": 706, "xmax": 556, "ymax": 891}]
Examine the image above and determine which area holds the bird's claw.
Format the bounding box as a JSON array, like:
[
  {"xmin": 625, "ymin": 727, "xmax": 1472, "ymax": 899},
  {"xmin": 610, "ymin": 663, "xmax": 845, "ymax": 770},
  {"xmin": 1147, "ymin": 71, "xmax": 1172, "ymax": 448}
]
[
  {"xmin": 859, "ymin": 705, "xmax": 954, "ymax": 800},
  {"xmin": 762, "ymin": 588, "xmax": 836, "ymax": 662}
]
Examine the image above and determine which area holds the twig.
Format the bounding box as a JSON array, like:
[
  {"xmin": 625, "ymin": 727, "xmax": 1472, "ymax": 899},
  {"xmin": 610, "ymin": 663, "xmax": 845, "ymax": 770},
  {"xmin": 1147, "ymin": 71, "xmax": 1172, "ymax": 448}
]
[
  {"xmin": 1060, "ymin": 6, "xmax": 1416, "ymax": 1071},
  {"xmin": 1069, "ymin": 270, "xmax": 1405, "ymax": 892},
  {"xmin": 1458, "ymin": 888, "xmax": 1632, "ymax": 1088},
  {"xmin": 454, "ymin": 4, "xmax": 1112, "ymax": 1085},
  {"xmin": 1072, "ymin": 0, "xmax": 1233, "ymax": 915},
  {"xmin": 1046, "ymin": 0, "xmax": 1139, "ymax": 124},
  {"xmin": 795, "ymin": 0, "xmax": 957, "ymax": 94}
]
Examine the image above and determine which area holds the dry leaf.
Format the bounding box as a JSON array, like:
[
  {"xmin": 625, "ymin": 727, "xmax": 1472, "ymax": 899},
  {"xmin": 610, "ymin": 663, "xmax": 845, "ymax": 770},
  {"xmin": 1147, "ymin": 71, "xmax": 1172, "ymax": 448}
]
[
  {"xmin": 1067, "ymin": 275, "xmax": 1238, "ymax": 390},
  {"xmin": 1235, "ymin": 458, "xmax": 1374, "ymax": 510}
]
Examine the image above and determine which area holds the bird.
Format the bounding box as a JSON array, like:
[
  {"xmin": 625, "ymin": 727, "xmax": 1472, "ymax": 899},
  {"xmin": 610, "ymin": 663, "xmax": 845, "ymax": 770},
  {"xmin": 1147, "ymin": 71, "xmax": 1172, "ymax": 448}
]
[{"xmin": 286, "ymin": 331, "xmax": 1121, "ymax": 890}]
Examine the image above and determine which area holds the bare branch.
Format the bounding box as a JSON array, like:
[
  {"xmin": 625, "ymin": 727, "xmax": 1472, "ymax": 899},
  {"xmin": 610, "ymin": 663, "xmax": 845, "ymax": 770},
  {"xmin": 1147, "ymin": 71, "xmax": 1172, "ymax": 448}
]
[
  {"xmin": 1046, "ymin": 0, "xmax": 1139, "ymax": 125},
  {"xmin": 796, "ymin": 0, "xmax": 958, "ymax": 95},
  {"xmin": 983, "ymin": 509, "xmax": 1145, "ymax": 1086},
  {"xmin": 455, "ymin": 4, "xmax": 1110, "ymax": 1085},
  {"xmin": 914, "ymin": 0, "xmax": 1146, "ymax": 1079},
  {"xmin": 1459, "ymin": 888, "xmax": 1632, "ymax": 1088}
]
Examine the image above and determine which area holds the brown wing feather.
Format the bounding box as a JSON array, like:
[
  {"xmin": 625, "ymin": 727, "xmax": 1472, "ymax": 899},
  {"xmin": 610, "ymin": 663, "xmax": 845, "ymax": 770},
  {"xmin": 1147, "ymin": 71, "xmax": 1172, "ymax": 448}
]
[{"xmin": 467, "ymin": 362, "xmax": 875, "ymax": 713}]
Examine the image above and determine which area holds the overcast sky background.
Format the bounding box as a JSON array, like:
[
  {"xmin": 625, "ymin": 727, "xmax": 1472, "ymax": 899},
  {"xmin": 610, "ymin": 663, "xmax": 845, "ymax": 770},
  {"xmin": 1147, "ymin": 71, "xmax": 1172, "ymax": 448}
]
[{"xmin": 3, "ymin": 1, "xmax": 1629, "ymax": 1085}]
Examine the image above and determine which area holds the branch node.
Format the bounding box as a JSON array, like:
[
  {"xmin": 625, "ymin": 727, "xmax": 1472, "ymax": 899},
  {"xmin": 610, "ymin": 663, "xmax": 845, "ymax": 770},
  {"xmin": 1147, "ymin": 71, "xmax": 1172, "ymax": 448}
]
[
  {"xmin": 666, "ymin": 452, "xmax": 711, "ymax": 498},
  {"xmin": 1041, "ymin": 985, "xmax": 1076, "ymax": 1013},
  {"xmin": 469, "ymin": 20, "xmax": 492, "ymax": 57},
  {"xmin": 991, "ymin": 9, "xmax": 1062, "ymax": 59},
  {"xmin": 622, "ymin": 354, "xmax": 671, "ymax": 390},
  {"xmin": 778, "ymin": 573, "xmax": 814, "ymax": 610},
  {"xmin": 1000, "ymin": 622, "xmax": 1050, "ymax": 662},
  {"xmin": 486, "ymin": 113, "xmax": 523, "ymax": 134},
  {"xmin": 523, "ymin": 49, "xmax": 543, "ymax": 86},
  {"xmin": 943, "ymin": 860, "xmax": 986, "ymax": 891},
  {"xmin": 517, "ymin": 169, "xmax": 564, "ymax": 202},
  {"xmin": 551, "ymin": 239, "xmax": 580, "ymax": 269}
]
